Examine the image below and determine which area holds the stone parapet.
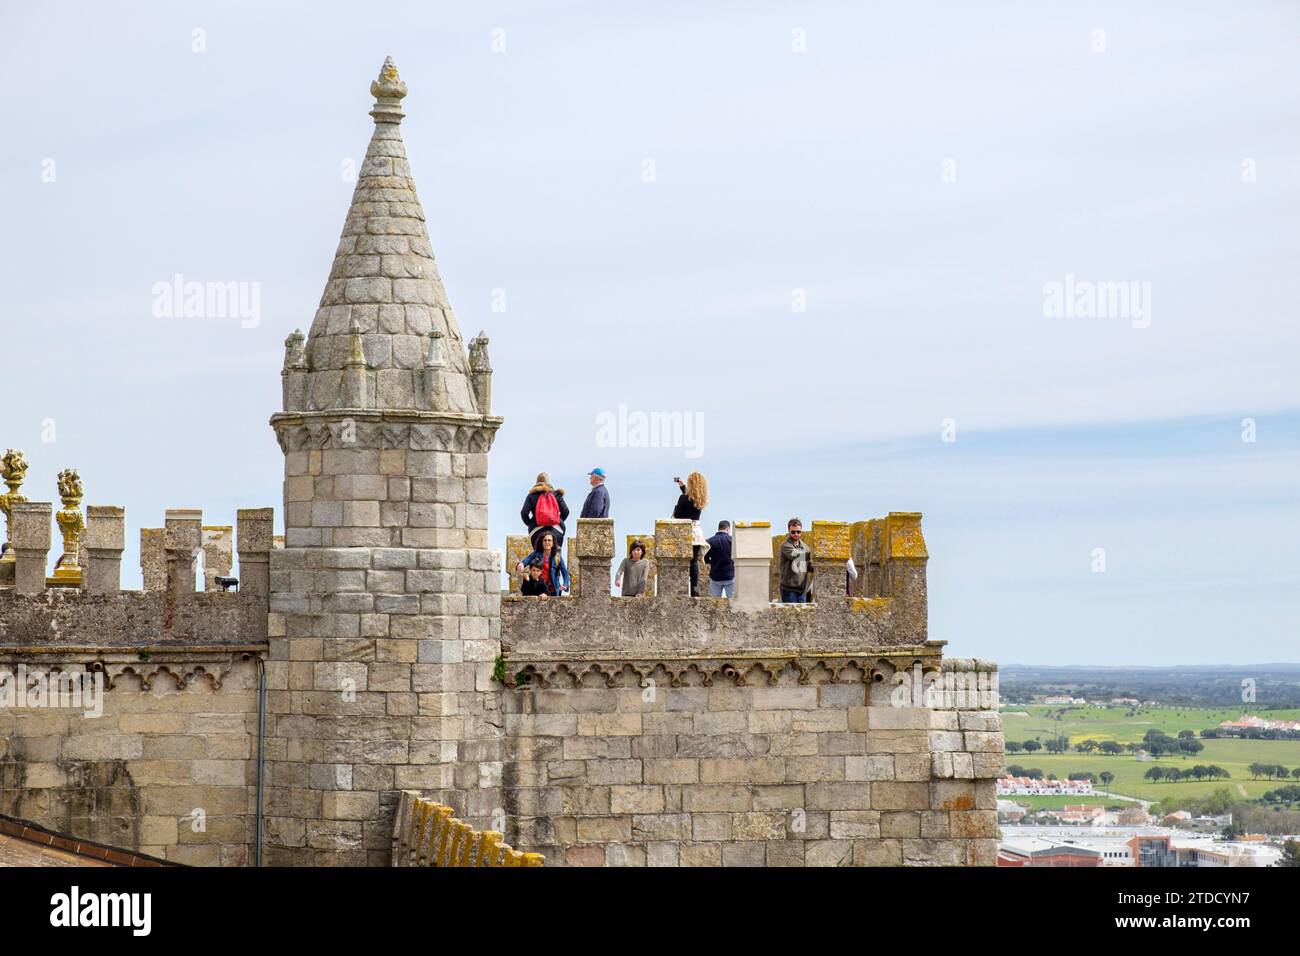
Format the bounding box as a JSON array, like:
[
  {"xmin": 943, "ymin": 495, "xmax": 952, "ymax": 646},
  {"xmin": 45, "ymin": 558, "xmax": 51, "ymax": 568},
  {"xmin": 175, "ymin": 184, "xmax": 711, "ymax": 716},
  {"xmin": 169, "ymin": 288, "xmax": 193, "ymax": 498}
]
[
  {"xmin": 83, "ymin": 506, "xmax": 126, "ymax": 594},
  {"xmin": 502, "ymin": 514, "xmax": 929, "ymax": 646},
  {"xmin": 202, "ymin": 525, "xmax": 234, "ymax": 591},
  {"xmin": 11, "ymin": 501, "xmax": 52, "ymax": 595},
  {"xmin": 0, "ymin": 589, "xmax": 270, "ymax": 647},
  {"xmin": 732, "ymin": 522, "xmax": 770, "ymax": 610}
]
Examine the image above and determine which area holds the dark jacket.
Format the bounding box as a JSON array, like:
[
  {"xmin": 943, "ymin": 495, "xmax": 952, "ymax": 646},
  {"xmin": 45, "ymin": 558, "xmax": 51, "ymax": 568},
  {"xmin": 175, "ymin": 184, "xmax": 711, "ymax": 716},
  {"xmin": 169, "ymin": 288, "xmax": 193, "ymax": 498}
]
[
  {"xmin": 672, "ymin": 493, "xmax": 701, "ymax": 522},
  {"xmin": 778, "ymin": 536, "xmax": 813, "ymax": 592},
  {"xmin": 580, "ymin": 482, "xmax": 610, "ymax": 519},
  {"xmin": 519, "ymin": 548, "xmax": 569, "ymax": 596},
  {"xmin": 704, "ymin": 532, "xmax": 734, "ymax": 582},
  {"xmin": 520, "ymin": 576, "xmax": 548, "ymax": 597},
  {"xmin": 520, "ymin": 483, "xmax": 569, "ymax": 532}
]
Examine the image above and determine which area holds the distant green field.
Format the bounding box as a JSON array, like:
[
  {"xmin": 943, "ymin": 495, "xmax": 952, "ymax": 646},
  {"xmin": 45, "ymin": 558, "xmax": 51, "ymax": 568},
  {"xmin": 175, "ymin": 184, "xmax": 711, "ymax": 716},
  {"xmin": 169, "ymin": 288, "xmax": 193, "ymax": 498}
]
[
  {"xmin": 1001, "ymin": 794, "xmax": 1139, "ymax": 810},
  {"xmin": 999, "ymin": 705, "xmax": 1300, "ymax": 801}
]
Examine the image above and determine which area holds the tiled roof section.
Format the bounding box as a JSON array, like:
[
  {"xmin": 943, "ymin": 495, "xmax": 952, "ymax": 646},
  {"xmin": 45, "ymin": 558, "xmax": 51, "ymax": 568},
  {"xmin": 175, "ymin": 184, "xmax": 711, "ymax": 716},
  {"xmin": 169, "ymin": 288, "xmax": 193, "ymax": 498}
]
[
  {"xmin": 0, "ymin": 813, "xmax": 177, "ymax": 867},
  {"xmin": 302, "ymin": 57, "xmax": 477, "ymax": 414}
]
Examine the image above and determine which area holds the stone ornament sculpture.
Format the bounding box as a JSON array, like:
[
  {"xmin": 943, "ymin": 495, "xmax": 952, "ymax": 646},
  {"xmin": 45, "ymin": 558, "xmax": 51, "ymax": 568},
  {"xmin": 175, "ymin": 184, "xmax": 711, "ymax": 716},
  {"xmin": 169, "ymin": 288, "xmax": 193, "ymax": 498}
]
[
  {"xmin": 283, "ymin": 329, "xmax": 307, "ymax": 371},
  {"xmin": 49, "ymin": 467, "xmax": 86, "ymax": 587},
  {"xmin": 0, "ymin": 448, "xmax": 29, "ymax": 570}
]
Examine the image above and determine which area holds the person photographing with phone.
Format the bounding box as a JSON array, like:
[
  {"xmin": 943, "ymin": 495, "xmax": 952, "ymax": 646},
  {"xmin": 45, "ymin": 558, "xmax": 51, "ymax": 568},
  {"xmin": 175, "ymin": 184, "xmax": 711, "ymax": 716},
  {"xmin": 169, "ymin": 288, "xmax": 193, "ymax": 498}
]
[{"xmin": 671, "ymin": 472, "xmax": 709, "ymax": 597}]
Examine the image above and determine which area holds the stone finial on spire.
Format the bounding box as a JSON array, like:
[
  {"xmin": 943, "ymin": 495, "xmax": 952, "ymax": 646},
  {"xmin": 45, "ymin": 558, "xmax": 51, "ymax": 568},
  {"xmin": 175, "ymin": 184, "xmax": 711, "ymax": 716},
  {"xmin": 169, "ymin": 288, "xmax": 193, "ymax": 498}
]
[
  {"xmin": 423, "ymin": 329, "xmax": 447, "ymax": 410},
  {"xmin": 370, "ymin": 56, "xmax": 408, "ymax": 125},
  {"xmin": 343, "ymin": 309, "xmax": 369, "ymax": 408},
  {"xmin": 283, "ymin": 329, "xmax": 307, "ymax": 371},
  {"xmin": 468, "ymin": 331, "xmax": 493, "ymax": 414}
]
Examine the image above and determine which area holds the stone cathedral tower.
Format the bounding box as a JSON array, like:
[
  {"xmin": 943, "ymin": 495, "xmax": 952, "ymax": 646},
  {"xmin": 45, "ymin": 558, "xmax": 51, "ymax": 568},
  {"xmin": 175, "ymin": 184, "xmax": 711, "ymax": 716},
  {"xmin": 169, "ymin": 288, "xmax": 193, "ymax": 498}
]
[{"xmin": 264, "ymin": 59, "xmax": 504, "ymax": 866}]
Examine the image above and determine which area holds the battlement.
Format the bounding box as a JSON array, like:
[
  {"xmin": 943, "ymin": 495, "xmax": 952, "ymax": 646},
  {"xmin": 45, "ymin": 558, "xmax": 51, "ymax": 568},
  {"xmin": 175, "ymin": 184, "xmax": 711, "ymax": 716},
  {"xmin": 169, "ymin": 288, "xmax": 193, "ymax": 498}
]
[
  {"xmin": 0, "ymin": 453, "xmax": 274, "ymax": 648},
  {"xmin": 502, "ymin": 513, "xmax": 930, "ymax": 662}
]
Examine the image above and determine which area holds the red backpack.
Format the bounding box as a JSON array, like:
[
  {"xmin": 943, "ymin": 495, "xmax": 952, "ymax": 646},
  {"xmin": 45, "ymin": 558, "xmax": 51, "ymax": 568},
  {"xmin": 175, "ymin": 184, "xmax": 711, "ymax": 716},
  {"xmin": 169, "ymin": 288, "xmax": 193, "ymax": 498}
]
[{"xmin": 534, "ymin": 491, "xmax": 561, "ymax": 527}]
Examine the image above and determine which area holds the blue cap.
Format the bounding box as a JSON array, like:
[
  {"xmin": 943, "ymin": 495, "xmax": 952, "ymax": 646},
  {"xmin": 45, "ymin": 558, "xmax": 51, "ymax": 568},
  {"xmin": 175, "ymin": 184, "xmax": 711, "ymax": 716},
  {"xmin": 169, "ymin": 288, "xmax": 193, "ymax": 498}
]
[{"xmin": 588, "ymin": 467, "xmax": 606, "ymax": 477}]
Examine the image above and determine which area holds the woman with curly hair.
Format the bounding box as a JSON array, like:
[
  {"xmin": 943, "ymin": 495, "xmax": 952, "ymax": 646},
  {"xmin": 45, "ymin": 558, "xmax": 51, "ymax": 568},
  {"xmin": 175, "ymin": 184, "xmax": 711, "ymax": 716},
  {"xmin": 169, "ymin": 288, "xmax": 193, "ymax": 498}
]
[{"xmin": 671, "ymin": 471, "xmax": 709, "ymax": 597}]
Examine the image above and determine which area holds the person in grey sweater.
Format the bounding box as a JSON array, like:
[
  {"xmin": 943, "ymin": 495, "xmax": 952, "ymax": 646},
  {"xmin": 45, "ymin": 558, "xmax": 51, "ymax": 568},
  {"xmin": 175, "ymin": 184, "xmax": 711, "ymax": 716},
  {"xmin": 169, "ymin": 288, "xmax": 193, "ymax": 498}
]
[{"xmin": 615, "ymin": 540, "xmax": 650, "ymax": 597}]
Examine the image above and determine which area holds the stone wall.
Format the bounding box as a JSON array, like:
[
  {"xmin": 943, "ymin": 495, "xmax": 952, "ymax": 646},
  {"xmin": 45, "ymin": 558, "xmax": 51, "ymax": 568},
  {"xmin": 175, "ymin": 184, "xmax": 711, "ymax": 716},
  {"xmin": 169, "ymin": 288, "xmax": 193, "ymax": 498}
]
[
  {"xmin": 498, "ymin": 517, "xmax": 1004, "ymax": 866},
  {"xmin": 0, "ymin": 652, "xmax": 261, "ymax": 865},
  {"xmin": 0, "ymin": 503, "xmax": 272, "ymax": 865},
  {"xmin": 499, "ymin": 657, "xmax": 1002, "ymax": 866}
]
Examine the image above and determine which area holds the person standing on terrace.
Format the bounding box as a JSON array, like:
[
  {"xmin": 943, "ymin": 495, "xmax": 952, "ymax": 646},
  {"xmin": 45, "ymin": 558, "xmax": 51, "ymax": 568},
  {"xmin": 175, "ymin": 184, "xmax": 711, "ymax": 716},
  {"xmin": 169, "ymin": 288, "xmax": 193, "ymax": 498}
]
[
  {"xmin": 778, "ymin": 518, "xmax": 813, "ymax": 603},
  {"xmin": 672, "ymin": 472, "xmax": 709, "ymax": 597}
]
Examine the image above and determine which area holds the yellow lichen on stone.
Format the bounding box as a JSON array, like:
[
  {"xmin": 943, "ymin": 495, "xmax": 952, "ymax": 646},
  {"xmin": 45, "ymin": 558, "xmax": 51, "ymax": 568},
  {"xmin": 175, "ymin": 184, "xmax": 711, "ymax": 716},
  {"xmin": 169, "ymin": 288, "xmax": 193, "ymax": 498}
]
[
  {"xmin": 848, "ymin": 596, "xmax": 892, "ymax": 613},
  {"xmin": 885, "ymin": 511, "xmax": 928, "ymax": 559},
  {"xmin": 506, "ymin": 534, "xmax": 531, "ymax": 593},
  {"xmin": 574, "ymin": 518, "xmax": 614, "ymax": 558},
  {"xmin": 654, "ymin": 519, "xmax": 693, "ymax": 559},
  {"xmin": 811, "ymin": 521, "xmax": 850, "ymax": 561}
]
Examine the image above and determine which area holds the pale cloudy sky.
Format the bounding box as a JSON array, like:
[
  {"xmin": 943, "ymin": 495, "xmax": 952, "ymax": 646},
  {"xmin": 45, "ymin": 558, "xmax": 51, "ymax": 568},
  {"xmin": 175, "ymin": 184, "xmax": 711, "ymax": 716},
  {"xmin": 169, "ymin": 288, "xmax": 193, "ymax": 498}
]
[{"xmin": 1, "ymin": 1, "xmax": 1296, "ymax": 666}]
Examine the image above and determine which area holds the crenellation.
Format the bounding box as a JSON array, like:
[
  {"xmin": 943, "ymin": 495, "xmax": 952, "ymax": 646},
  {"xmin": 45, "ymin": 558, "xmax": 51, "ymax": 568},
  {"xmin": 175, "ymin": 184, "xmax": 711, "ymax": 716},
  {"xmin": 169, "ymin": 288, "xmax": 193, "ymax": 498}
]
[
  {"xmin": 140, "ymin": 528, "xmax": 167, "ymax": 591},
  {"xmin": 11, "ymin": 501, "xmax": 53, "ymax": 595},
  {"xmin": 83, "ymin": 505, "xmax": 126, "ymax": 594},
  {"xmin": 165, "ymin": 509, "xmax": 203, "ymax": 596}
]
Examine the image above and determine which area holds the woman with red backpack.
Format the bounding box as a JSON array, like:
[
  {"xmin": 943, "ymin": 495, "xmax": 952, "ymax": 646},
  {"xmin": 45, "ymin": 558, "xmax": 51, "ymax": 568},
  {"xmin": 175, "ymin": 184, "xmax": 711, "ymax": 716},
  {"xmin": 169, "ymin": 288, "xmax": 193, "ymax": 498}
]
[{"xmin": 520, "ymin": 472, "xmax": 570, "ymax": 550}]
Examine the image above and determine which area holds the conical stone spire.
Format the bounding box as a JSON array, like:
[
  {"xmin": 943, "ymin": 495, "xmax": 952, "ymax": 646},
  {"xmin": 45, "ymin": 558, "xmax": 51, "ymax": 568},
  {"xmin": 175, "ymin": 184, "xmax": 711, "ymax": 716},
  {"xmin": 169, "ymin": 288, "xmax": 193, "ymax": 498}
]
[
  {"xmin": 298, "ymin": 56, "xmax": 477, "ymax": 413},
  {"xmin": 264, "ymin": 60, "xmax": 505, "ymax": 867}
]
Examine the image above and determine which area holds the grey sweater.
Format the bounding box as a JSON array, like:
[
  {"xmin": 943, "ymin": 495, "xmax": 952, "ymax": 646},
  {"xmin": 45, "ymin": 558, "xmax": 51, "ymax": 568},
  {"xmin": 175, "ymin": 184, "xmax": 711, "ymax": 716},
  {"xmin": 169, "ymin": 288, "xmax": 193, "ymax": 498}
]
[{"xmin": 617, "ymin": 557, "xmax": 650, "ymax": 597}]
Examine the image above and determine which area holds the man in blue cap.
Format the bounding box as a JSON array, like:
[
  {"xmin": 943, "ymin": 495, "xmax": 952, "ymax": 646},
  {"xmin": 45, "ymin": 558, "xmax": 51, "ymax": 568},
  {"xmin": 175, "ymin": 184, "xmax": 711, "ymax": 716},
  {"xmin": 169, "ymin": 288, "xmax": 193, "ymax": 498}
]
[{"xmin": 580, "ymin": 467, "xmax": 610, "ymax": 519}]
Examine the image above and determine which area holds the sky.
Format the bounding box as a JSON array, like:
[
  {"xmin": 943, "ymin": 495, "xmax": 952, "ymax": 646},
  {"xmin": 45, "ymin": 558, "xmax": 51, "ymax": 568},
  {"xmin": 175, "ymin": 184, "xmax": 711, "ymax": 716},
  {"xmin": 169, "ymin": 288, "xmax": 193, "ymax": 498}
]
[{"xmin": 0, "ymin": 1, "xmax": 1296, "ymax": 666}]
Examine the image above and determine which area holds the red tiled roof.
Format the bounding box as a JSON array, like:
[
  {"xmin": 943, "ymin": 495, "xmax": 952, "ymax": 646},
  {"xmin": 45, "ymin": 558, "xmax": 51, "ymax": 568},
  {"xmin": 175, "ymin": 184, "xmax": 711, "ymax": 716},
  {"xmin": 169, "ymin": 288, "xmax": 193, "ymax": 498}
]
[{"xmin": 0, "ymin": 813, "xmax": 177, "ymax": 868}]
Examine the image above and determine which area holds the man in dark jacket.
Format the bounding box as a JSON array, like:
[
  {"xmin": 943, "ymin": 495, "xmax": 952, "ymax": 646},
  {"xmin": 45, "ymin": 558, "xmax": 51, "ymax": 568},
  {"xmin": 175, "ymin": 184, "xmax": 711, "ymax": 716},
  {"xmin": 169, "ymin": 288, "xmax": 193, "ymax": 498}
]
[
  {"xmin": 580, "ymin": 467, "xmax": 610, "ymax": 519},
  {"xmin": 704, "ymin": 520, "xmax": 735, "ymax": 598},
  {"xmin": 778, "ymin": 518, "xmax": 813, "ymax": 603}
]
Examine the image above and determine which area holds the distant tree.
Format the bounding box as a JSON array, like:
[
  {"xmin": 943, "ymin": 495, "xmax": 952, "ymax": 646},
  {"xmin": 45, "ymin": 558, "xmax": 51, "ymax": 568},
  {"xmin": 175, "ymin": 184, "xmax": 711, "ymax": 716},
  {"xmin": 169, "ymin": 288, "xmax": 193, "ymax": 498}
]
[
  {"xmin": 1047, "ymin": 773, "xmax": 1058, "ymax": 781},
  {"xmin": 1249, "ymin": 762, "xmax": 1267, "ymax": 780},
  {"xmin": 1006, "ymin": 740, "xmax": 1023, "ymax": 753},
  {"xmin": 1145, "ymin": 767, "xmax": 1165, "ymax": 783},
  {"xmin": 1177, "ymin": 730, "xmax": 1196, "ymax": 740},
  {"xmin": 1045, "ymin": 737, "xmax": 1070, "ymax": 754},
  {"xmin": 1165, "ymin": 768, "xmax": 1183, "ymax": 783},
  {"xmin": 1100, "ymin": 771, "xmax": 1115, "ymax": 788},
  {"xmin": 1023, "ymin": 740, "xmax": 1042, "ymax": 753},
  {"xmin": 1282, "ymin": 840, "xmax": 1300, "ymax": 868},
  {"xmin": 1293, "ymin": 768, "xmax": 1300, "ymax": 781},
  {"xmin": 1100, "ymin": 741, "xmax": 1124, "ymax": 756},
  {"xmin": 1179, "ymin": 739, "xmax": 1204, "ymax": 757},
  {"xmin": 1203, "ymin": 788, "xmax": 1233, "ymax": 815},
  {"xmin": 1076, "ymin": 739, "xmax": 1098, "ymax": 754},
  {"xmin": 1143, "ymin": 730, "xmax": 1178, "ymax": 757}
]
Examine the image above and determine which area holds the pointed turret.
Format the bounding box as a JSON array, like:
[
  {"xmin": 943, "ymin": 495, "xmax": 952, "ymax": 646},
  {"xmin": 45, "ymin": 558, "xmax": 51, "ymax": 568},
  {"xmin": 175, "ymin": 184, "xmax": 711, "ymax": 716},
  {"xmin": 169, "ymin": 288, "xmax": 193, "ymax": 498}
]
[
  {"xmin": 265, "ymin": 61, "xmax": 504, "ymax": 866},
  {"xmin": 298, "ymin": 57, "xmax": 478, "ymax": 413}
]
